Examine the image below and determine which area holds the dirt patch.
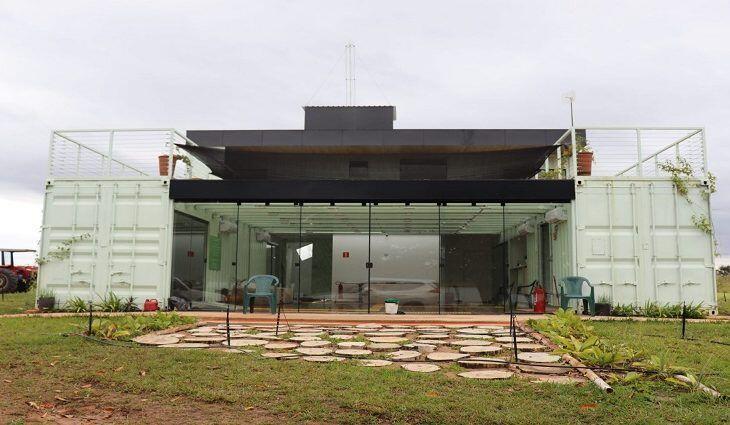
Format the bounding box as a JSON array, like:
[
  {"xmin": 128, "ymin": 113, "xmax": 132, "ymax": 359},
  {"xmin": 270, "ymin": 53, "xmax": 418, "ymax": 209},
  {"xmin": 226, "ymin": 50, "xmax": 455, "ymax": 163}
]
[{"xmin": 0, "ymin": 376, "xmax": 284, "ymax": 424}]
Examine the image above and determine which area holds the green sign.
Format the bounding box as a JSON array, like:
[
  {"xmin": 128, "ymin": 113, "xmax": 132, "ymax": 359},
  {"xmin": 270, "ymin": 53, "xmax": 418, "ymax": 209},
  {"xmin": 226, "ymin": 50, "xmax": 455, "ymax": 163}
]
[{"xmin": 208, "ymin": 235, "xmax": 221, "ymax": 271}]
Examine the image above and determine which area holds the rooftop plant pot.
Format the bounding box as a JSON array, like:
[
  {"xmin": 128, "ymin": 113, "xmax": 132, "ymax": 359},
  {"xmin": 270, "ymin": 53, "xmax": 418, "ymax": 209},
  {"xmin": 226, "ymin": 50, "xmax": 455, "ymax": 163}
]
[
  {"xmin": 577, "ymin": 151, "xmax": 593, "ymax": 176},
  {"xmin": 158, "ymin": 154, "xmax": 181, "ymax": 177}
]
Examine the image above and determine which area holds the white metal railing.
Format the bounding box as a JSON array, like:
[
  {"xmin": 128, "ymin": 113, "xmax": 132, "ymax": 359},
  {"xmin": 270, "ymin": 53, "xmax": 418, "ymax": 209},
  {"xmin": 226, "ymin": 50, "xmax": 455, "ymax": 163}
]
[
  {"xmin": 538, "ymin": 127, "xmax": 707, "ymax": 179},
  {"xmin": 48, "ymin": 129, "xmax": 213, "ymax": 179}
]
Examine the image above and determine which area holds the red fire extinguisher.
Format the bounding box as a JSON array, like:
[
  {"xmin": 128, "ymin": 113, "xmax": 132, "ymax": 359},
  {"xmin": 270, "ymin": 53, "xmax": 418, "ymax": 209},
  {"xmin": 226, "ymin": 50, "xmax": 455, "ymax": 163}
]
[
  {"xmin": 143, "ymin": 299, "xmax": 159, "ymax": 312},
  {"xmin": 532, "ymin": 285, "xmax": 546, "ymax": 314}
]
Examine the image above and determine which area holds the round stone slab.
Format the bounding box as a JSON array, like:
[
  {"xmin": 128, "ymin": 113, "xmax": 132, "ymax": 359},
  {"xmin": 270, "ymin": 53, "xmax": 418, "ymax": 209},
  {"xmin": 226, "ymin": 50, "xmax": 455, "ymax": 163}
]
[
  {"xmin": 329, "ymin": 334, "xmax": 354, "ymax": 340},
  {"xmin": 182, "ymin": 336, "xmax": 226, "ymax": 343},
  {"xmin": 159, "ymin": 343, "xmax": 210, "ymax": 349},
  {"xmin": 289, "ymin": 336, "xmax": 322, "ymax": 342},
  {"xmin": 368, "ymin": 342, "xmax": 401, "ymax": 351},
  {"xmin": 494, "ymin": 336, "xmax": 532, "ymax": 343},
  {"xmin": 364, "ymin": 332, "xmax": 407, "ymax": 337},
  {"xmin": 501, "ymin": 343, "xmax": 546, "ymax": 352},
  {"xmin": 338, "ymin": 341, "xmax": 367, "ymax": 348},
  {"xmin": 302, "ymin": 356, "xmax": 346, "ymax": 363},
  {"xmin": 518, "ymin": 364, "xmax": 568, "ymax": 375},
  {"xmin": 459, "ymin": 328, "xmax": 495, "ymax": 335},
  {"xmin": 261, "ymin": 352, "xmax": 299, "ymax": 360},
  {"xmin": 475, "ymin": 325, "xmax": 504, "ymax": 330},
  {"xmin": 300, "ymin": 340, "xmax": 331, "ymax": 348},
  {"xmin": 189, "ymin": 326, "xmax": 216, "ymax": 333},
  {"xmin": 264, "ymin": 342, "xmax": 299, "ymax": 350},
  {"xmin": 459, "ymin": 345, "xmax": 502, "ymax": 354},
  {"xmin": 210, "ymin": 348, "xmax": 250, "ymax": 354},
  {"xmin": 455, "ymin": 334, "xmax": 494, "ymax": 340},
  {"xmin": 458, "ymin": 358, "xmax": 509, "ymax": 369},
  {"xmin": 295, "ymin": 347, "xmax": 333, "ymax": 356},
  {"xmin": 416, "ymin": 334, "xmax": 449, "ymax": 339},
  {"xmin": 335, "ymin": 349, "xmax": 373, "ymax": 357},
  {"xmin": 387, "ymin": 350, "xmax": 422, "ymax": 361},
  {"xmin": 450, "ymin": 339, "xmax": 493, "ymax": 347},
  {"xmin": 358, "ymin": 359, "xmax": 393, "ymax": 367},
  {"xmin": 401, "ymin": 363, "xmax": 441, "ymax": 373},
  {"xmin": 368, "ymin": 336, "xmax": 409, "ymax": 344},
  {"xmin": 133, "ymin": 334, "xmax": 180, "ymax": 346},
  {"xmin": 491, "ymin": 331, "xmax": 526, "ymax": 337},
  {"xmin": 414, "ymin": 339, "xmax": 448, "ymax": 345},
  {"xmin": 226, "ymin": 339, "xmax": 268, "ymax": 347},
  {"xmin": 517, "ymin": 352, "xmax": 561, "ymax": 363},
  {"xmin": 426, "ymin": 352, "xmax": 469, "ymax": 362},
  {"xmin": 185, "ymin": 332, "xmax": 223, "ymax": 338},
  {"xmin": 458, "ymin": 370, "xmax": 514, "ymax": 380}
]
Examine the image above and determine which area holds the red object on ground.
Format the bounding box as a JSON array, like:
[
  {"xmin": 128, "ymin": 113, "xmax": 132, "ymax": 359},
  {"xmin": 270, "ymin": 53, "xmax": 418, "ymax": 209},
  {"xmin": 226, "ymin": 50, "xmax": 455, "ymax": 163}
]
[
  {"xmin": 533, "ymin": 286, "xmax": 546, "ymax": 313},
  {"xmin": 143, "ymin": 299, "xmax": 159, "ymax": 311}
]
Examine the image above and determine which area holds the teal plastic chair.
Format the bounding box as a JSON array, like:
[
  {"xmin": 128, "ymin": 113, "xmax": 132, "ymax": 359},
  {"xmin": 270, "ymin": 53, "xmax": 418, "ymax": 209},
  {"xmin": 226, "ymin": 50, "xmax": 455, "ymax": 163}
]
[
  {"xmin": 559, "ymin": 276, "xmax": 595, "ymax": 315},
  {"xmin": 243, "ymin": 275, "xmax": 280, "ymax": 314}
]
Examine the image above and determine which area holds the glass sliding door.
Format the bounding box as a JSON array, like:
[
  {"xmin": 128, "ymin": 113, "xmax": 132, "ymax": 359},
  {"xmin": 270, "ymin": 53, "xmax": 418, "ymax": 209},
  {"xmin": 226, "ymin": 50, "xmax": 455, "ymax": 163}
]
[
  {"xmin": 368, "ymin": 203, "xmax": 440, "ymax": 314},
  {"xmin": 301, "ymin": 203, "xmax": 369, "ymax": 312}
]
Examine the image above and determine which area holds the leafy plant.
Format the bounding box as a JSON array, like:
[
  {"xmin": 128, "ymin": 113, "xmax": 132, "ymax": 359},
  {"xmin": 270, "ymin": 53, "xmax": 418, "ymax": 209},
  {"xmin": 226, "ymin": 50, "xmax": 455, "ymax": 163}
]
[
  {"xmin": 611, "ymin": 303, "xmax": 636, "ymax": 317},
  {"xmin": 64, "ymin": 296, "xmax": 90, "ymax": 313},
  {"xmin": 85, "ymin": 312, "xmax": 195, "ymax": 340},
  {"xmin": 37, "ymin": 289, "xmax": 55, "ymax": 299},
  {"xmin": 122, "ymin": 296, "xmax": 139, "ymax": 312},
  {"xmin": 96, "ymin": 292, "xmax": 124, "ymax": 312},
  {"xmin": 658, "ymin": 157, "xmax": 694, "ymax": 198},
  {"xmin": 538, "ymin": 169, "xmax": 563, "ymax": 180},
  {"xmin": 691, "ymin": 214, "xmax": 712, "ymax": 235}
]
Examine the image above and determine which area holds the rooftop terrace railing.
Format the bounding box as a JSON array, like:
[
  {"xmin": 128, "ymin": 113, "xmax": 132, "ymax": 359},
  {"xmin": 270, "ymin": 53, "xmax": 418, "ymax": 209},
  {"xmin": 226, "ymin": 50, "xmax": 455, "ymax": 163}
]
[
  {"xmin": 538, "ymin": 127, "xmax": 707, "ymax": 180},
  {"xmin": 48, "ymin": 129, "xmax": 213, "ymax": 180}
]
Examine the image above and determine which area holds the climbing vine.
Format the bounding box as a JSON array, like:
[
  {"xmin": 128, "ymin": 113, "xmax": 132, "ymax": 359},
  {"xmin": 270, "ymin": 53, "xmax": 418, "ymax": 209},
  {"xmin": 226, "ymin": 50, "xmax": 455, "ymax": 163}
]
[
  {"xmin": 658, "ymin": 157, "xmax": 717, "ymax": 245},
  {"xmin": 37, "ymin": 233, "xmax": 92, "ymax": 265}
]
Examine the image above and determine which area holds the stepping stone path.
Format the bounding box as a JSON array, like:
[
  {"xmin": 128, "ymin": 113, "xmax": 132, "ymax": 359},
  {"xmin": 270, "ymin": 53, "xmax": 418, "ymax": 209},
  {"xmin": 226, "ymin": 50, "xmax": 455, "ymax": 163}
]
[
  {"xmin": 458, "ymin": 370, "xmax": 514, "ymax": 379},
  {"xmin": 401, "ymin": 363, "xmax": 440, "ymax": 373},
  {"xmin": 426, "ymin": 352, "xmax": 469, "ymax": 362},
  {"xmin": 264, "ymin": 342, "xmax": 299, "ymax": 350},
  {"xmin": 335, "ymin": 349, "xmax": 373, "ymax": 357},
  {"xmin": 227, "ymin": 339, "xmax": 268, "ymax": 347},
  {"xmin": 387, "ymin": 350, "xmax": 422, "ymax": 361},
  {"xmin": 300, "ymin": 340, "xmax": 331, "ymax": 348},
  {"xmin": 136, "ymin": 322, "xmax": 562, "ymax": 379},
  {"xmin": 295, "ymin": 347, "xmax": 333, "ymax": 356},
  {"xmin": 262, "ymin": 352, "xmax": 299, "ymax": 360},
  {"xmin": 133, "ymin": 334, "xmax": 180, "ymax": 345},
  {"xmin": 458, "ymin": 358, "xmax": 509, "ymax": 369},
  {"xmin": 494, "ymin": 336, "xmax": 532, "ymax": 343},
  {"xmin": 302, "ymin": 356, "xmax": 345, "ymax": 363},
  {"xmin": 459, "ymin": 345, "xmax": 502, "ymax": 354},
  {"xmin": 358, "ymin": 359, "xmax": 392, "ymax": 367}
]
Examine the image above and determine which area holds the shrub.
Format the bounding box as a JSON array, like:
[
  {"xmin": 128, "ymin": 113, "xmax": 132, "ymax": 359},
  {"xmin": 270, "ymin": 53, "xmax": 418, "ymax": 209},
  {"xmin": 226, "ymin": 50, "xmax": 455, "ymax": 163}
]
[
  {"xmin": 64, "ymin": 296, "xmax": 89, "ymax": 313},
  {"xmin": 86, "ymin": 312, "xmax": 195, "ymax": 340}
]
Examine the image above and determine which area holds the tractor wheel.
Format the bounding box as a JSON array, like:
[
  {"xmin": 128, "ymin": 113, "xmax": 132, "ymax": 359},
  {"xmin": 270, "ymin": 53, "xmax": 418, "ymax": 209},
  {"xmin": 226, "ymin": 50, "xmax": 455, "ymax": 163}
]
[{"xmin": 0, "ymin": 269, "xmax": 18, "ymax": 294}]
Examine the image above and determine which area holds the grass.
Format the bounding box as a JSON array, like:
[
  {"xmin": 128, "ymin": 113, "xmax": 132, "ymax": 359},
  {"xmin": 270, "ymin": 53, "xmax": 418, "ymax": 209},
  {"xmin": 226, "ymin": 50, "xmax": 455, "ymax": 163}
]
[
  {"xmin": 0, "ymin": 316, "xmax": 728, "ymax": 424},
  {"xmin": 0, "ymin": 288, "xmax": 35, "ymax": 314}
]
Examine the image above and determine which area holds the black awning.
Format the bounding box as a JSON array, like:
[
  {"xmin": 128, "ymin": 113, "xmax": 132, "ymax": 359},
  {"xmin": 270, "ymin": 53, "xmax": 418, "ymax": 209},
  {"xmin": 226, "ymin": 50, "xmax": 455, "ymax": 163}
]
[{"xmin": 169, "ymin": 179, "xmax": 575, "ymax": 203}]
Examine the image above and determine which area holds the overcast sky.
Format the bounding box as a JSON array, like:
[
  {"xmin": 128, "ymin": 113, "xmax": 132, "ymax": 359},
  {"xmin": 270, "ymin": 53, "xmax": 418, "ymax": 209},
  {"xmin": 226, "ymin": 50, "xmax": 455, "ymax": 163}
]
[{"xmin": 1, "ymin": 0, "xmax": 729, "ymax": 265}]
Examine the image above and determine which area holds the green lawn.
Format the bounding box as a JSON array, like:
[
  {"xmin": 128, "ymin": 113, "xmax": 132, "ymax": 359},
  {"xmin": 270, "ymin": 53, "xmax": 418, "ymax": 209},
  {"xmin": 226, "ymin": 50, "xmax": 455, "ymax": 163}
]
[
  {"xmin": 0, "ymin": 316, "xmax": 727, "ymax": 424},
  {"xmin": 0, "ymin": 288, "xmax": 35, "ymax": 314}
]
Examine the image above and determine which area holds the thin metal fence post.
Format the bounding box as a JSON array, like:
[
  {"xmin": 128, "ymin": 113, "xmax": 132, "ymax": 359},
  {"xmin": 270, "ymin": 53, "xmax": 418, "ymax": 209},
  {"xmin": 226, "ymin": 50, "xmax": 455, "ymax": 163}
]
[
  {"xmin": 636, "ymin": 129, "xmax": 643, "ymax": 176},
  {"xmin": 87, "ymin": 300, "xmax": 93, "ymax": 335},
  {"xmin": 681, "ymin": 302, "xmax": 687, "ymax": 339},
  {"xmin": 226, "ymin": 305, "xmax": 231, "ymax": 347}
]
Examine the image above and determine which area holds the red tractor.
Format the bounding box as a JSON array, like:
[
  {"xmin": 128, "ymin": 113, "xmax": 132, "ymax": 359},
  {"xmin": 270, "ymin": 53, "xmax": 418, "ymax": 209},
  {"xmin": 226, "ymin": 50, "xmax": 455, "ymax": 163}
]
[{"xmin": 0, "ymin": 249, "xmax": 37, "ymax": 294}]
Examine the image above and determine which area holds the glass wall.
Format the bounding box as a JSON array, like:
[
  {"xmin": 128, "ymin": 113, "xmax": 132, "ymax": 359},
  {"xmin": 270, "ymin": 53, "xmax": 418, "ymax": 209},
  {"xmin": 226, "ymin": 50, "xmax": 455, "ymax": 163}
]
[{"xmin": 170, "ymin": 201, "xmax": 566, "ymax": 313}]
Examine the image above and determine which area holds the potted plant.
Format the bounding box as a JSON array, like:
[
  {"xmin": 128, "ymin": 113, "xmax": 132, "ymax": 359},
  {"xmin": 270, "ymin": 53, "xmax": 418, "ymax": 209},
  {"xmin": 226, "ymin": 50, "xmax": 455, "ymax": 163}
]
[
  {"xmin": 595, "ymin": 295, "xmax": 611, "ymax": 316},
  {"xmin": 157, "ymin": 153, "xmax": 190, "ymax": 177},
  {"xmin": 577, "ymin": 142, "xmax": 593, "ymax": 176},
  {"xmin": 37, "ymin": 289, "xmax": 56, "ymax": 311}
]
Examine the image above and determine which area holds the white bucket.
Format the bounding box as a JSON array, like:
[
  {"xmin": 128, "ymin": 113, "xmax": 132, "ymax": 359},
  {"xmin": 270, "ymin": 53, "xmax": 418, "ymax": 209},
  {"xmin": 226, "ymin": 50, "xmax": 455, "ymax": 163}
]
[{"xmin": 384, "ymin": 302, "xmax": 399, "ymax": 315}]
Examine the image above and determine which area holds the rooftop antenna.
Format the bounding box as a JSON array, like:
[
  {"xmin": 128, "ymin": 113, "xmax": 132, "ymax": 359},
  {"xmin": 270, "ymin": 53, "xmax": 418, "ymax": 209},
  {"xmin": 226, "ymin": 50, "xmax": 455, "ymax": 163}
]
[
  {"xmin": 345, "ymin": 43, "xmax": 356, "ymax": 106},
  {"xmin": 562, "ymin": 91, "xmax": 576, "ymax": 127}
]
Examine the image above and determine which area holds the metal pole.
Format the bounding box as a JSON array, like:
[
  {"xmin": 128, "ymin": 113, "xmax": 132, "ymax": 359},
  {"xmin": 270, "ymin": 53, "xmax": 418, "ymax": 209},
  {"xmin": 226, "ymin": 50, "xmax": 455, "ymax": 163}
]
[
  {"xmin": 87, "ymin": 300, "xmax": 93, "ymax": 335},
  {"xmin": 681, "ymin": 302, "xmax": 687, "ymax": 339},
  {"xmin": 297, "ymin": 203, "xmax": 302, "ymax": 313},
  {"xmin": 367, "ymin": 203, "xmax": 372, "ymax": 314},
  {"xmin": 438, "ymin": 203, "xmax": 442, "ymax": 315},
  {"xmin": 233, "ymin": 203, "xmax": 240, "ymax": 312},
  {"xmin": 503, "ymin": 202, "xmax": 518, "ymax": 361},
  {"xmin": 226, "ymin": 305, "xmax": 231, "ymax": 347}
]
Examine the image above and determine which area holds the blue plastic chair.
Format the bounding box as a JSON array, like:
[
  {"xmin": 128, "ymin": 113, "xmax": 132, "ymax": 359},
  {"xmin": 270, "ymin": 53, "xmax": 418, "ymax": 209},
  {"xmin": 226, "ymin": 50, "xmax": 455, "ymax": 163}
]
[
  {"xmin": 559, "ymin": 276, "xmax": 595, "ymax": 315},
  {"xmin": 242, "ymin": 275, "xmax": 280, "ymax": 314}
]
